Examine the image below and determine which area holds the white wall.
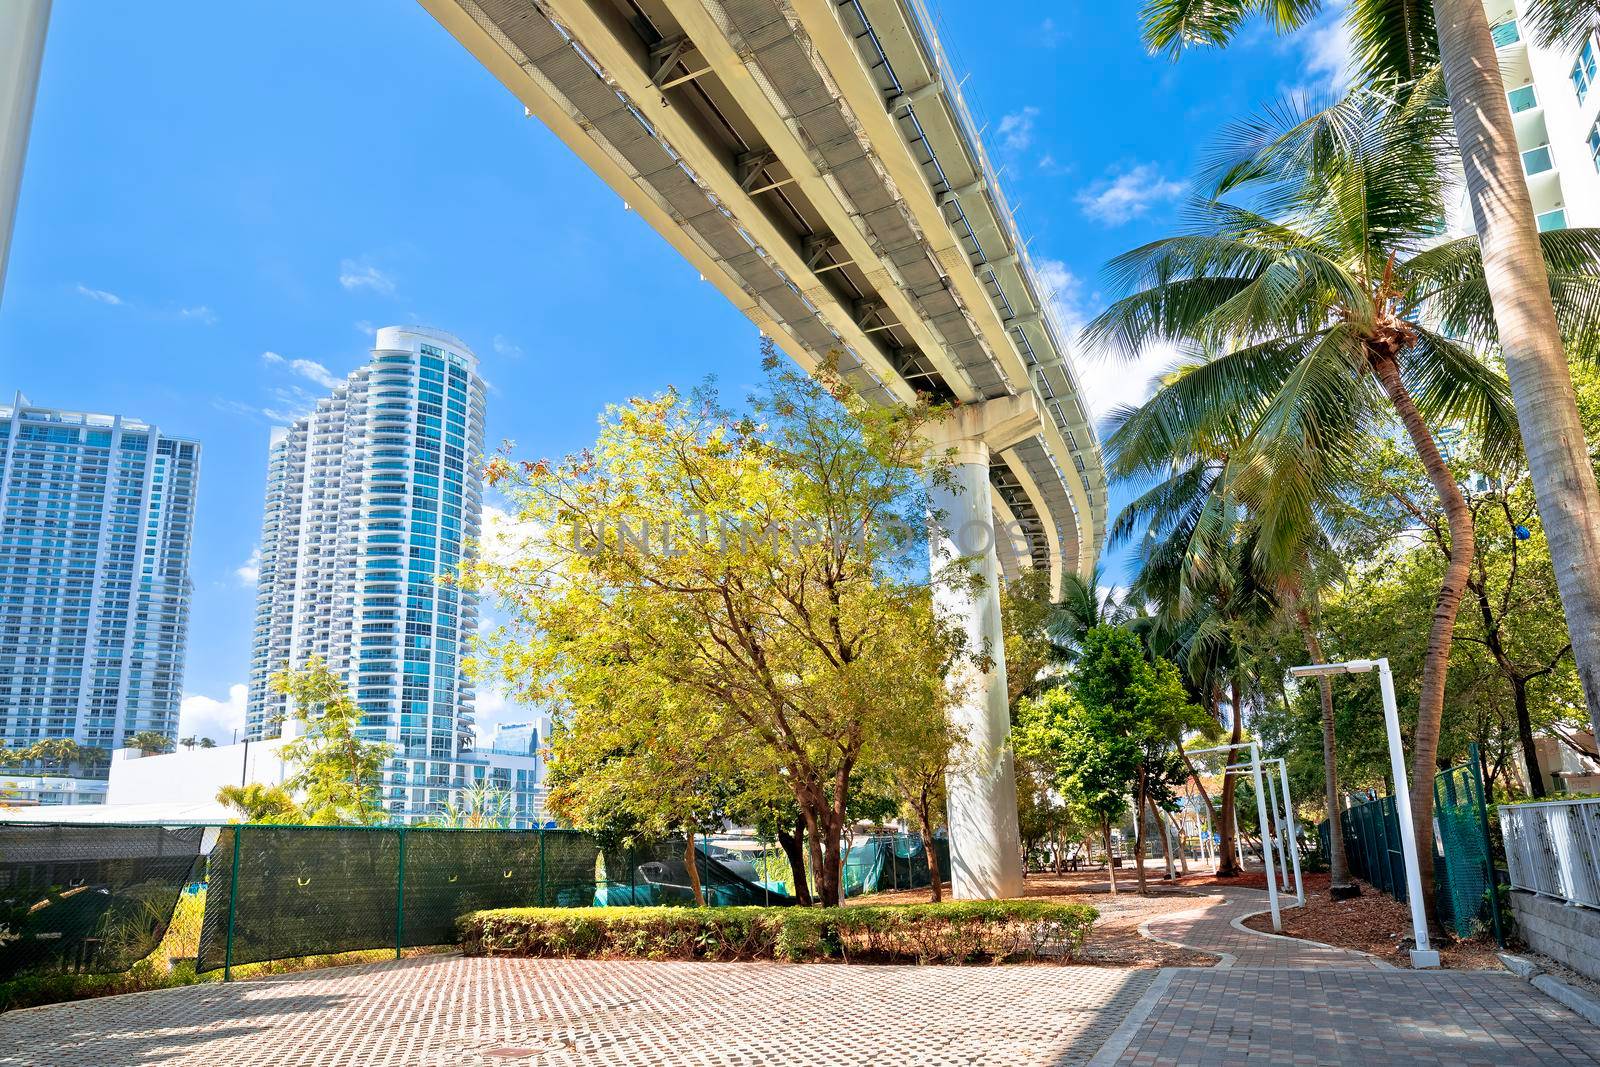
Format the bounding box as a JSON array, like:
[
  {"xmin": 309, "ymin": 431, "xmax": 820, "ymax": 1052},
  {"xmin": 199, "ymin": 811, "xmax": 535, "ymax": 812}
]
[{"xmin": 107, "ymin": 738, "xmax": 290, "ymax": 806}]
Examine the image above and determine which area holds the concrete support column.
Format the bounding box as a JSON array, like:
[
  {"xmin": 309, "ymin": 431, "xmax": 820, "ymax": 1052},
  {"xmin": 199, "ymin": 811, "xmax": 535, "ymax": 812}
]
[
  {"xmin": 0, "ymin": 0, "xmax": 50, "ymax": 311},
  {"xmin": 924, "ymin": 394, "xmax": 1042, "ymax": 900}
]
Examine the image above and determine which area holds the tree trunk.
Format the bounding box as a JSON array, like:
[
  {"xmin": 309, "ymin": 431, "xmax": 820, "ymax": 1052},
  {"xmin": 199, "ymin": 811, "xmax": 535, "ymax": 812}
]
[
  {"xmin": 1217, "ymin": 682, "xmax": 1244, "ymax": 877},
  {"xmin": 777, "ymin": 818, "xmax": 812, "ymax": 906},
  {"xmin": 1291, "ymin": 599, "xmax": 1355, "ymax": 897},
  {"xmin": 1434, "ymin": 0, "xmax": 1600, "ymax": 745},
  {"xmin": 801, "ymin": 806, "xmax": 829, "ymax": 905},
  {"xmin": 922, "ymin": 826, "xmax": 943, "ymax": 903},
  {"xmin": 1152, "ymin": 797, "xmax": 1176, "ymax": 879},
  {"xmin": 1170, "ymin": 809, "xmax": 1190, "ymax": 875},
  {"xmin": 1371, "ymin": 352, "xmax": 1475, "ymax": 910},
  {"xmin": 1512, "ymin": 676, "xmax": 1547, "ymax": 798},
  {"xmin": 1133, "ymin": 775, "xmax": 1150, "ymax": 894},
  {"xmin": 1102, "ymin": 817, "xmax": 1118, "ymax": 896},
  {"xmin": 684, "ymin": 829, "xmax": 704, "ymax": 907}
]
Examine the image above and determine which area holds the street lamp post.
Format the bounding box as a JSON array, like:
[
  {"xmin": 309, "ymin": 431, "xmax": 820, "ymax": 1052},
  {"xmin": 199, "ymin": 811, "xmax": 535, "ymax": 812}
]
[
  {"xmin": 1189, "ymin": 740, "xmax": 1281, "ymax": 931},
  {"xmin": 1289, "ymin": 657, "xmax": 1439, "ymax": 968}
]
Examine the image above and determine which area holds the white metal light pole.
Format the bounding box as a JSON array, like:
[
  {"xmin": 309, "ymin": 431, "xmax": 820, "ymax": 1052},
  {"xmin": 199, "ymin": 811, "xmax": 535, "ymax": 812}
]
[
  {"xmin": 1290, "ymin": 658, "xmax": 1439, "ymax": 968},
  {"xmin": 1189, "ymin": 741, "xmax": 1281, "ymax": 931},
  {"xmin": 0, "ymin": 0, "xmax": 51, "ymax": 311},
  {"xmin": 1275, "ymin": 756, "xmax": 1305, "ymax": 906}
]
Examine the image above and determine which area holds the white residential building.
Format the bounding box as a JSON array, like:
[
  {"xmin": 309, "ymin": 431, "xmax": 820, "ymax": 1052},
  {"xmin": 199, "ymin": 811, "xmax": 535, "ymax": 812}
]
[
  {"xmin": 1484, "ymin": 1, "xmax": 1600, "ymax": 231},
  {"xmin": 0, "ymin": 395, "xmax": 199, "ymax": 804},
  {"xmin": 243, "ymin": 326, "xmax": 541, "ymax": 825}
]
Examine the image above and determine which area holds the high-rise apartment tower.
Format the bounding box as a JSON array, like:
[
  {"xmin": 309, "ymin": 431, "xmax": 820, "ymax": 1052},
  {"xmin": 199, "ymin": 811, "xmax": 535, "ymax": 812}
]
[{"xmin": 0, "ymin": 394, "xmax": 199, "ymax": 804}]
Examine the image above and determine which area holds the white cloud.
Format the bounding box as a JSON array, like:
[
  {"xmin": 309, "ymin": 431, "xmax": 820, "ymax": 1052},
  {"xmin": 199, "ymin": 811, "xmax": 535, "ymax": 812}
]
[
  {"xmin": 1294, "ymin": 14, "xmax": 1355, "ymax": 96},
  {"xmin": 179, "ymin": 684, "xmax": 248, "ymax": 746},
  {"xmin": 355, "ymin": 320, "xmax": 376, "ymax": 337},
  {"xmin": 261, "ymin": 351, "xmax": 342, "ymax": 390},
  {"xmin": 1039, "ymin": 18, "xmax": 1065, "ymax": 47},
  {"xmin": 1076, "ymin": 163, "xmax": 1187, "ymax": 226},
  {"xmin": 339, "ymin": 258, "xmax": 396, "ymax": 296},
  {"xmin": 235, "ymin": 546, "xmax": 261, "ymax": 586},
  {"xmin": 491, "ymin": 334, "xmax": 523, "ymax": 359},
  {"xmin": 997, "ymin": 107, "xmax": 1040, "ymax": 152},
  {"xmin": 179, "ymin": 305, "xmax": 218, "ymax": 325},
  {"xmin": 1034, "ymin": 256, "xmax": 1182, "ymax": 427},
  {"xmin": 75, "ymin": 284, "xmax": 123, "ymax": 305}
]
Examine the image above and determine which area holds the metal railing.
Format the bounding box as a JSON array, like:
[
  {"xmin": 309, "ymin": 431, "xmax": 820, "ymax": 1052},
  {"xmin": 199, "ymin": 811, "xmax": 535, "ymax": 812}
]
[{"xmin": 1501, "ymin": 796, "xmax": 1600, "ymax": 909}]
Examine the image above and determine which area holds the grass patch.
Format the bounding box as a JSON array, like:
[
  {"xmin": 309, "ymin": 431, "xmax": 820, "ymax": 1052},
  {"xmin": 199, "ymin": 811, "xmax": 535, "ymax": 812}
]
[{"xmin": 460, "ymin": 899, "xmax": 1096, "ymax": 965}]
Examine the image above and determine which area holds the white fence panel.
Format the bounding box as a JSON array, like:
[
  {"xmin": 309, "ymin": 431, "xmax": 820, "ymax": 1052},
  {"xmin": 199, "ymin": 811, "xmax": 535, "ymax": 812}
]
[{"xmin": 1499, "ymin": 799, "xmax": 1600, "ymax": 909}]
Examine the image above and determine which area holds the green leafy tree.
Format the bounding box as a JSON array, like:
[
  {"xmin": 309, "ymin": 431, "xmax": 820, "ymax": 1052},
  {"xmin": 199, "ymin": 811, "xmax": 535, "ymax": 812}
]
[
  {"xmin": 1016, "ymin": 686, "xmax": 1137, "ymax": 895},
  {"xmin": 465, "ymin": 350, "xmax": 965, "ymax": 906},
  {"xmin": 1086, "ymin": 86, "xmax": 1600, "ymax": 900},
  {"xmin": 270, "ymin": 657, "xmax": 394, "ymax": 825},
  {"xmin": 1143, "ymin": 0, "xmax": 1600, "ymax": 774}
]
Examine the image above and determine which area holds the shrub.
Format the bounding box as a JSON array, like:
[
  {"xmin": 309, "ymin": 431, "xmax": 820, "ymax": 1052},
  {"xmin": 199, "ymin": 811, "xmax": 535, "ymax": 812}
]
[{"xmin": 459, "ymin": 900, "xmax": 1096, "ymax": 965}]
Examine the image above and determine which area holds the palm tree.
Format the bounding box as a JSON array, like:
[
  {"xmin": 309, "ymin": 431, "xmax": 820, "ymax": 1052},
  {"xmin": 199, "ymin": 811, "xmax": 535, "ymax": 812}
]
[
  {"xmin": 1086, "ymin": 91, "xmax": 1600, "ymax": 901},
  {"xmin": 125, "ymin": 730, "xmax": 174, "ymax": 754},
  {"xmin": 1522, "ymin": 0, "xmax": 1600, "ymax": 50},
  {"xmin": 1107, "ymin": 398, "xmax": 1360, "ymax": 896},
  {"xmin": 1048, "ymin": 567, "xmax": 1128, "ymax": 661},
  {"xmin": 1142, "ymin": 0, "xmax": 1600, "ymax": 767}
]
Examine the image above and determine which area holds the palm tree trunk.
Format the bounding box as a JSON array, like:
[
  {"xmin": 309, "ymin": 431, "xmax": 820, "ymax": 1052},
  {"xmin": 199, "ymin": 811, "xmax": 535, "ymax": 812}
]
[
  {"xmin": 1434, "ymin": 0, "xmax": 1600, "ymax": 745},
  {"xmin": 1217, "ymin": 682, "xmax": 1244, "ymax": 877},
  {"xmin": 1371, "ymin": 352, "xmax": 1475, "ymax": 910},
  {"xmin": 1290, "ymin": 597, "xmax": 1356, "ymax": 898}
]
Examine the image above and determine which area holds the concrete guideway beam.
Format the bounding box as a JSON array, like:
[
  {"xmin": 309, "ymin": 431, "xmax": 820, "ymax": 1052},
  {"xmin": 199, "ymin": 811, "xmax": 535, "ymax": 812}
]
[
  {"xmin": 416, "ymin": 0, "xmax": 835, "ymax": 393},
  {"xmin": 786, "ymin": 0, "xmax": 1100, "ymax": 570},
  {"xmin": 922, "ymin": 394, "xmax": 1040, "ymax": 901},
  {"xmin": 536, "ymin": 0, "xmax": 917, "ymax": 404},
  {"xmin": 659, "ymin": 0, "xmax": 981, "ymax": 404}
]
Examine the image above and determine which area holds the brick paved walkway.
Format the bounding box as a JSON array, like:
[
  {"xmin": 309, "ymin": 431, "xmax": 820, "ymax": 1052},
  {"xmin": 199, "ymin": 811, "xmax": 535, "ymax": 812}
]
[
  {"xmin": 0, "ymin": 955, "xmax": 1156, "ymax": 1067},
  {"xmin": 1094, "ymin": 968, "xmax": 1600, "ymax": 1066},
  {"xmin": 1139, "ymin": 887, "xmax": 1388, "ymax": 969}
]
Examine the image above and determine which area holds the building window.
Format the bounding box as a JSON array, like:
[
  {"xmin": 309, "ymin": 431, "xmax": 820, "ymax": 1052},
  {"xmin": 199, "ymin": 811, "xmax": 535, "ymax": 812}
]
[
  {"xmin": 1536, "ymin": 208, "xmax": 1567, "ymax": 232},
  {"xmin": 1574, "ymin": 37, "xmax": 1598, "ymax": 102},
  {"xmin": 1521, "ymin": 144, "xmax": 1555, "ymax": 176},
  {"xmin": 1591, "ymin": 119, "xmax": 1600, "ymax": 172},
  {"xmin": 1508, "ymin": 84, "xmax": 1539, "ymax": 113},
  {"xmin": 1491, "ymin": 19, "xmax": 1520, "ymax": 48}
]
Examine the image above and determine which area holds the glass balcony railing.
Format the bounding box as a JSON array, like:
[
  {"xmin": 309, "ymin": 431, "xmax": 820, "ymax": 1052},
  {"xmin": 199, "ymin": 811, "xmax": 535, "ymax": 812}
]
[
  {"xmin": 1522, "ymin": 145, "xmax": 1554, "ymax": 176},
  {"xmin": 1492, "ymin": 19, "xmax": 1521, "ymax": 47},
  {"xmin": 1536, "ymin": 208, "xmax": 1567, "ymax": 232},
  {"xmin": 1507, "ymin": 85, "xmax": 1539, "ymax": 113}
]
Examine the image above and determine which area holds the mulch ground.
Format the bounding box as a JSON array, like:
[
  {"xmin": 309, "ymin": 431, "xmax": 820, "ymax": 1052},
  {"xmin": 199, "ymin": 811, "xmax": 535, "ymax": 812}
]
[
  {"xmin": 1238, "ymin": 876, "xmax": 1505, "ymax": 969},
  {"xmin": 850, "ymin": 869, "xmax": 1219, "ymax": 968}
]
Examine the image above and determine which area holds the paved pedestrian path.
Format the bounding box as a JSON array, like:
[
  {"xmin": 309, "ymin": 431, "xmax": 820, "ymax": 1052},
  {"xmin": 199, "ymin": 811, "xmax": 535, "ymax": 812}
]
[
  {"xmin": 0, "ymin": 955, "xmax": 1156, "ymax": 1067},
  {"xmin": 1094, "ymin": 967, "xmax": 1600, "ymax": 1066},
  {"xmin": 1139, "ymin": 886, "xmax": 1388, "ymax": 969}
]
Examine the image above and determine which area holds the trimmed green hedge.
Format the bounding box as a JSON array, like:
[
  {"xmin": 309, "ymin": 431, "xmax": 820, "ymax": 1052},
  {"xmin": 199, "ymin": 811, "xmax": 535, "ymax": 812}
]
[{"xmin": 458, "ymin": 900, "xmax": 1096, "ymax": 965}]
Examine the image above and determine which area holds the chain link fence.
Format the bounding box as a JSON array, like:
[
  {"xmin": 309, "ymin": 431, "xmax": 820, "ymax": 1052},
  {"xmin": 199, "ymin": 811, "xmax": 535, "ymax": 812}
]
[
  {"xmin": 1319, "ymin": 745, "xmax": 1505, "ymax": 942},
  {"xmin": 0, "ymin": 824, "xmax": 207, "ymax": 978},
  {"xmin": 1, "ymin": 823, "xmax": 949, "ymax": 981}
]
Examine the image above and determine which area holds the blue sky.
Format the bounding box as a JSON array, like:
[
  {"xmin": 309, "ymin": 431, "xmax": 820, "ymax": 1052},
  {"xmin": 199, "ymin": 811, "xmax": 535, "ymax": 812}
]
[{"xmin": 0, "ymin": 1, "xmax": 1348, "ymax": 742}]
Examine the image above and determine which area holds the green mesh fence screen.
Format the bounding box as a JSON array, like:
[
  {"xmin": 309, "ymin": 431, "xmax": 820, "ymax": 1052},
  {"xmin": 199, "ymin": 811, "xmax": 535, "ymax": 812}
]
[
  {"xmin": 1433, "ymin": 762, "xmax": 1494, "ymax": 939},
  {"xmin": 1317, "ymin": 750, "xmax": 1503, "ymax": 942},
  {"xmin": 0, "ymin": 824, "xmax": 205, "ymax": 979},
  {"xmin": 398, "ymin": 829, "xmax": 544, "ymax": 946},
  {"xmin": 196, "ymin": 826, "xmax": 607, "ymax": 973},
  {"xmin": 197, "ymin": 825, "xmax": 400, "ymax": 973}
]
